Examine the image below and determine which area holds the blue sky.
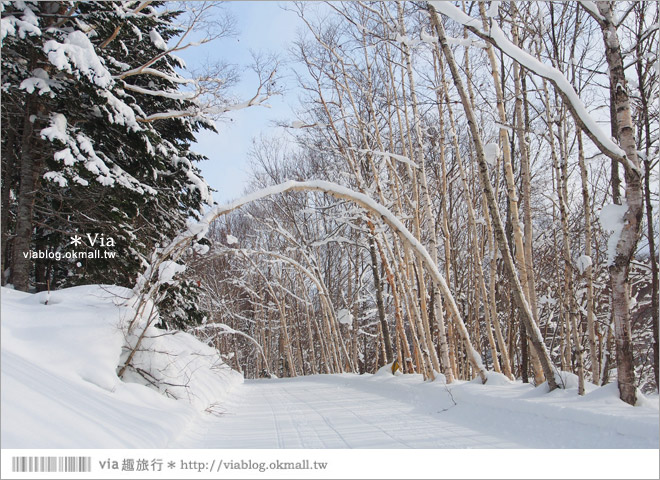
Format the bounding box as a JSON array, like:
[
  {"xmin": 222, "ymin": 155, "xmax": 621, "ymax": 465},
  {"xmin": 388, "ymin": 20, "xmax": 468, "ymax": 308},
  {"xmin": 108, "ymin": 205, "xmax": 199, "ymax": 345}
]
[{"xmin": 177, "ymin": 2, "xmax": 303, "ymax": 203}]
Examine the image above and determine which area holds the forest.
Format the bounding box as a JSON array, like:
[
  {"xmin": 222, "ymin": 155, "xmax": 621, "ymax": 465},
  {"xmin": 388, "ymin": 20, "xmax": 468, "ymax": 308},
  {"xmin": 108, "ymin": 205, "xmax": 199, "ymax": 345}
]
[{"xmin": 1, "ymin": 0, "xmax": 658, "ymax": 416}]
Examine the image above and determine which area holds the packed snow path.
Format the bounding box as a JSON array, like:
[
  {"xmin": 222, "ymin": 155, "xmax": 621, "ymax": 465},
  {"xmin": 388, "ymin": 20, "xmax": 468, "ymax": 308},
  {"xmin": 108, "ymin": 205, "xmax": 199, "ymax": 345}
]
[
  {"xmin": 171, "ymin": 374, "xmax": 658, "ymax": 449},
  {"xmin": 3, "ymin": 287, "xmax": 657, "ymax": 451}
]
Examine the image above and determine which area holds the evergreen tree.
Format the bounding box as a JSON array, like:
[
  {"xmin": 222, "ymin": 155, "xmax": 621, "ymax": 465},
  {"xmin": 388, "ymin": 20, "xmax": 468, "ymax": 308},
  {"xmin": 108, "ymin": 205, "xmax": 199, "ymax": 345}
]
[{"xmin": 1, "ymin": 1, "xmax": 232, "ymax": 328}]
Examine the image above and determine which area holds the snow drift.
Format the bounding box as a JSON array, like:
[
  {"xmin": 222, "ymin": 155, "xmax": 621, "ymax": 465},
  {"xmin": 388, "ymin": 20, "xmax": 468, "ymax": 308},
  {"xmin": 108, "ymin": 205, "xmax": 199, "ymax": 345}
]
[{"xmin": 0, "ymin": 285, "xmax": 242, "ymax": 448}]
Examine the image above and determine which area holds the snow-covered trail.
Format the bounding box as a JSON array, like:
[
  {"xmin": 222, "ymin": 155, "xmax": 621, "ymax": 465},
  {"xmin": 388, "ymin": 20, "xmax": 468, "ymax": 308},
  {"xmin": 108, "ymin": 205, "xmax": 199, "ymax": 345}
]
[
  {"xmin": 170, "ymin": 374, "xmax": 658, "ymax": 449},
  {"xmin": 173, "ymin": 376, "xmax": 508, "ymax": 448},
  {"xmin": 3, "ymin": 286, "xmax": 657, "ymax": 456}
]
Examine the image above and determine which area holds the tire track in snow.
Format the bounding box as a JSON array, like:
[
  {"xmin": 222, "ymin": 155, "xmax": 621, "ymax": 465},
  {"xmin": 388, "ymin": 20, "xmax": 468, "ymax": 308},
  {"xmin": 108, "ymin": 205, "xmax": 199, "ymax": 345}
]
[
  {"xmin": 262, "ymin": 381, "xmax": 340, "ymax": 448},
  {"xmin": 278, "ymin": 383, "xmax": 352, "ymax": 448},
  {"xmin": 262, "ymin": 383, "xmax": 285, "ymax": 448},
  {"xmin": 280, "ymin": 388, "xmax": 331, "ymax": 449},
  {"xmin": 179, "ymin": 376, "xmax": 488, "ymax": 448},
  {"xmin": 282, "ymin": 381, "xmax": 413, "ymax": 448}
]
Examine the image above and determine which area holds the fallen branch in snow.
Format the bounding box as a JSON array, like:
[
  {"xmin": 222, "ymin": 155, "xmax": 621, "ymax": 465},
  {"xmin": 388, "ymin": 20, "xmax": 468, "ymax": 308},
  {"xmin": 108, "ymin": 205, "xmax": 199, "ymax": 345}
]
[{"xmin": 440, "ymin": 383, "xmax": 457, "ymax": 413}]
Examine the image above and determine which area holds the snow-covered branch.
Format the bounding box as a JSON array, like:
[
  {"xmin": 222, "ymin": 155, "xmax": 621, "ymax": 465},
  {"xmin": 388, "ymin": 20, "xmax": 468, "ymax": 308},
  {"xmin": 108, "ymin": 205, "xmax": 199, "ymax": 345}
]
[
  {"xmin": 188, "ymin": 323, "xmax": 269, "ymax": 368},
  {"xmin": 429, "ymin": 1, "xmax": 639, "ymax": 175},
  {"xmin": 130, "ymin": 54, "xmax": 278, "ymax": 123},
  {"xmin": 123, "ymin": 83, "xmax": 197, "ymax": 100},
  {"xmin": 129, "ymin": 180, "xmax": 488, "ymax": 383}
]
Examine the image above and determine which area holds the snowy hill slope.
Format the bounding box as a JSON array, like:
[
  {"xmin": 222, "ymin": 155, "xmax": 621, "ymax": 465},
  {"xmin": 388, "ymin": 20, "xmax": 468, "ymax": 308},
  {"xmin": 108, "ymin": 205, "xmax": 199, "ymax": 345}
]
[{"xmin": 1, "ymin": 286, "xmax": 242, "ymax": 448}]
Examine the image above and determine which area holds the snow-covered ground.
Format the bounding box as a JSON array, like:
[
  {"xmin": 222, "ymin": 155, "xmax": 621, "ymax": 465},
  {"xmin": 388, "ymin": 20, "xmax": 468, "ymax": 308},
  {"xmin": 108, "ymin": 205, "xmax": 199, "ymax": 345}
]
[
  {"xmin": 1, "ymin": 286, "xmax": 242, "ymax": 448},
  {"xmin": 174, "ymin": 372, "xmax": 658, "ymax": 449},
  {"xmin": 1, "ymin": 285, "xmax": 658, "ymax": 450}
]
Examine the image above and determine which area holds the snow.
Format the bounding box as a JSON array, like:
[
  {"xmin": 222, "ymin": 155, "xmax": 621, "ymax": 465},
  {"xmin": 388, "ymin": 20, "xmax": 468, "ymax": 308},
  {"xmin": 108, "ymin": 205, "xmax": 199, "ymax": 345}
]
[
  {"xmin": 186, "ymin": 219, "xmax": 209, "ymax": 239},
  {"xmin": 19, "ymin": 68, "xmax": 55, "ymax": 96},
  {"xmin": 538, "ymin": 294, "xmax": 557, "ymax": 306},
  {"xmin": 43, "ymin": 171, "xmax": 68, "ymax": 187},
  {"xmin": 337, "ymin": 308, "xmax": 353, "ymax": 326},
  {"xmin": 486, "ymin": 1, "xmax": 500, "ymax": 18},
  {"xmin": 122, "ymin": 327, "xmax": 239, "ymax": 411},
  {"xmin": 40, "ymin": 113, "xmax": 69, "ymax": 143},
  {"xmin": 599, "ymin": 203, "xmax": 627, "ymax": 231},
  {"xmin": 100, "ymin": 90, "xmax": 141, "ymax": 130},
  {"xmin": 576, "ymin": 254, "xmax": 593, "ymax": 274},
  {"xmin": 395, "ymin": 33, "xmax": 420, "ymax": 48},
  {"xmin": 599, "ymin": 203, "xmax": 627, "ymax": 266},
  {"xmin": 1, "ymin": 285, "xmax": 242, "ymax": 448},
  {"xmin": 149, "ymin": 28, "xmax": 168, "ymax": 51},
  {"xmin": 40, "ymin": 110, "xmax": 158, "ymax": 195},
  {"xmin": 226, "ymin": 234, "xmax": 238, "ymax": 245},
  {"xmin": 185, "ymin": 168, "xmax": 213, "ymax": 204},
  {"xmin": 194, "ymin": 243, "xmax": 210, "ymax": 255},
  {"xmin": 484, "ymin": 142, "xmax": 500, "ymax": 166},
  {"xmin": 171, "ymin": 373, "xmax": 659, "ymax": 449},
  {"xmin": 420, "ymin": 30, "xmax": 437, "ymax": 44},
  {"xmin": 1, "ymin": 285, "xmax": 658, "ymax": 451},
  {"xmin": 138, "ymin": 109, "xmax": 191, "ymax": 122},
  {"xmin": 446, "ymin": 36, "xmax": 488, "ymax": 49},
  {"xmin": 123, "ymin": 83, "xmax": 197, "ymax": 100},
  {"xmin": 43, "ymin": 30, "xmax": 113, "ymax": 88},
  {"xmin": 1, "ymin": 3, "xmax": 41, "ymax": 40},
  {"xmin": 358, "ymin": 149, "xmax": 418, "ymax": 168},
  {"xmin": 579, "ymin": 1, "xmax": 607, "ymax": 23},
  {"xmin": 158, "ymin": 260, "xmax": 186, "ymax": 284},
  {"xmin": 375, "ymin": 362, "xmax": 403, "ymax": 377},
  {"xmin": 119, "ymin": 67, "xmax": 194, "ymax": 85}
]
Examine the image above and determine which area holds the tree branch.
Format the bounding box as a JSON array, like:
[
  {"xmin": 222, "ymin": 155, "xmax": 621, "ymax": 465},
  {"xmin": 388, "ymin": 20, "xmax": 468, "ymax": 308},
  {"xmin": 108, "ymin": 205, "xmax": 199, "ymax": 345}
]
[{"xmin": 428, "ymin": 1, "xmax": 640, "ymax": 176}]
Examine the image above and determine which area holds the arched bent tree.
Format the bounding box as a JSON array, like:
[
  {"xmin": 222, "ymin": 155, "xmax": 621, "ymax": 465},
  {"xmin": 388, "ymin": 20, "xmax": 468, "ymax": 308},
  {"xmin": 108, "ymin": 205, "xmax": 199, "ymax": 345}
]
[{"xmin": 119, "ymin": 180, "xmax": 487, "ymax": 383}]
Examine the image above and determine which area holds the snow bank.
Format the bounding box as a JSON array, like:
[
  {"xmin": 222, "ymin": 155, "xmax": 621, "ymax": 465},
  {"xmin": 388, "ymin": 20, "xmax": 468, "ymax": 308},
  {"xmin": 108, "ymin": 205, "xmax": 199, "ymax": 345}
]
[
  {"xmin": 350, "ymin": 371, "xmax": 658, "ymax": 448},
  {"xmin": 373, "ymin": 362, "xmax": 403, "ymax": 377},
  {"xmin": 121, "ymin": 327, "xmax": 241, "ymax": 412},
  {"xmin": 1, "ymin": 285, "xmax": 242, "ymax": 448}
]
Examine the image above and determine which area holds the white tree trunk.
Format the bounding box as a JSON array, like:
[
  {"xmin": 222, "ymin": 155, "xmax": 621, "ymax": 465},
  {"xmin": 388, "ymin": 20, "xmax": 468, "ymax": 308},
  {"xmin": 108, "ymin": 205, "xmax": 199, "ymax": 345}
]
[{"xmin": 429, "ymin": 6, "xmax": 558, "ymax": 390}]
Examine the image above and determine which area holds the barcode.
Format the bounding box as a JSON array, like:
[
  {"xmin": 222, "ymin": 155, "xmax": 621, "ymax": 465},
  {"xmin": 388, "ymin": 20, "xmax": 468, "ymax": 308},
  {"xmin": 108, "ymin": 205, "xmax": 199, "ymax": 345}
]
[{"xmin": 11, "ymin": 456, "xmax": 92, "ymax": 473}]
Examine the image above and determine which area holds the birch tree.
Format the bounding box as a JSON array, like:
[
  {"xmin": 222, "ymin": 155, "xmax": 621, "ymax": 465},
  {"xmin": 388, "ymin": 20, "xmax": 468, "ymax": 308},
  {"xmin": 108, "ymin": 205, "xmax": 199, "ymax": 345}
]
[{"xmin": 430, "ymin": 1, "xmax": 649, "ymax": 404}]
